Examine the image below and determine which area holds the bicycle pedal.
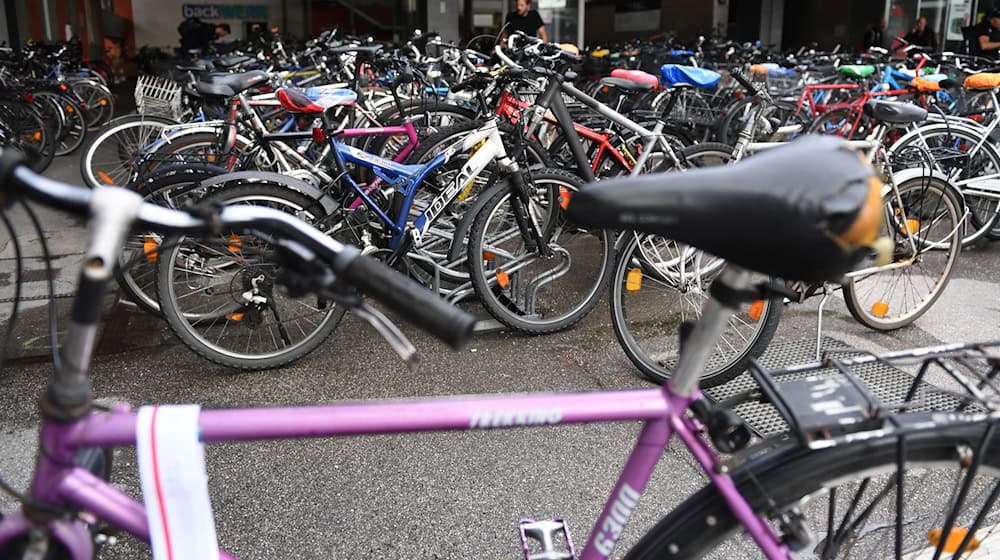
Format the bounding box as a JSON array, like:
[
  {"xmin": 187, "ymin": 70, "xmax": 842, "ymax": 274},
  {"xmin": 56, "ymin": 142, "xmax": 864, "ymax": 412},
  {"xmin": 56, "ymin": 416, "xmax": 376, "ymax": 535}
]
[{"xmin": 519, "ymin": 518, "xmax": 575, "ymax": 560}]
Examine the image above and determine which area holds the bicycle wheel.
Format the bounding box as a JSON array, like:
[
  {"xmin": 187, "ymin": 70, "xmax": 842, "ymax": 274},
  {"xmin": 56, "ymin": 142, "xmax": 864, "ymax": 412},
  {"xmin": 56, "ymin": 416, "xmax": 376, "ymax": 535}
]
[
  {"xmin": 625, "ymin": 421, "xmax": 1000, "ymax": 559},
  {"xmin": 466, "ymin": 169, "xmax": 615, "ymax": 333},
  {"xmin": 40, "ymin": 94, "xmax": 87, "ymax": 157},
  {"xmin": 0, "ymin": 101, "xmax": 55, "ymax": 173},
  {"xmin": 70, "ymin": 80, "xmax": 114, "ymax": 129},
  {"xmin": 80, "ymin": 114, "xmax": 176, "ymax": 188},
  {"xmin": 116, "ymin": 164, "xmax": 226, "ymax": 315},
  {"xmin": 610, "ymin": 233, "xmax": 782, "ymax": 387},
  {"xmin": 808, "ymin": 108, "xmax": 869, "ymax": 139},
  {"xmin": 889, "ymin": 124, "xmax": 1000, "ymax": 247},
  {"xmin": 157, "ymin": 183, "xmax": 345, "ymax": 370},
  {"xmin": 843, "ymin": 175, "xmax": 962, "ymax": 331}
]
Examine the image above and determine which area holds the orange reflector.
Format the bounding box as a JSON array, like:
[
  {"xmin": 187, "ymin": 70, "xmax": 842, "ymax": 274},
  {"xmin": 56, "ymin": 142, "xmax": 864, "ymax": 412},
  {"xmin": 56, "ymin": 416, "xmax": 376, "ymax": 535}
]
[
  {"xmin": 32, "ymin": 131, "xmax": 41, "ymax": 141},
  {"xmin": 749, "ymin": 300, "xmax": 765, "ymax": 321},
  {"xmin": 626, "ymin": 268, "xmax": 642, "ymax": 292},
  {"xmin": 97, "ymin": 171, "xmax": 115, "ymax": 185},
  {"xmin": 143, "ymin": 236, "xmax": 158, "ymax": 262},
  {"xmin": 98, "ymin": 98, "xmax": 108, "ymax": 106},
  {"xmin": 482, "ymin": 251, "xmax": 496, "ymax": 261},
  {"xmin": 226, "ymin": 312, "xmax": 245, "ymax": 321},
  {"xmin": 65, "ymin": 105, "xmax": 74, "ymax": 113},
  {"xmin": 207, "ymin": 154, "xmax": 217, "ymax": 162},
  {"xmin": 559, "ymin": 186, "xmax": 572, "ymax": 210},
  {"xmin": 906, "ymin": 218, "xmax": 920, "ymax": 234},
  {"xmin": 228, "ymin": 234, "xmax": 242, "ymax": 253},
  {"xmin": 871, "ymin": 301, "xmax": 889, "ymax": 317},
  {"xmin": 927, "ymin": 527, "xmax": 979, "ymax": 553},
  {"xmin": 496, "ymin": 270, "xmax": 510, "ymax": 288}
]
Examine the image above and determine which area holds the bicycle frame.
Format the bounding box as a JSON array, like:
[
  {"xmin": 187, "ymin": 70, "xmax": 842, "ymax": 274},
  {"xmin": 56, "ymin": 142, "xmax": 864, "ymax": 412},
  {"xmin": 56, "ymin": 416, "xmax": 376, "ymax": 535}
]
[{"xmin": 0, "ymin": 187, "xmax": 789, "ymax": 559}]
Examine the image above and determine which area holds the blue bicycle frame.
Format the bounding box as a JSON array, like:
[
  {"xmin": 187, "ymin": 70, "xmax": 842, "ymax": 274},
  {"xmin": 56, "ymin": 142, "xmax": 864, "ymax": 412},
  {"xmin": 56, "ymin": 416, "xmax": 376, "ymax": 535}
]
[{"xmin": 328, "ymin": 135, "xmax": 450, "ymax": 249}]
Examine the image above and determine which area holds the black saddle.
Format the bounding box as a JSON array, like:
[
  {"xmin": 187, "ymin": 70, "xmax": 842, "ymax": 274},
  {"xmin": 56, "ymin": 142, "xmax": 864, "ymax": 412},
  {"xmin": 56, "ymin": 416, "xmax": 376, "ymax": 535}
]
[
  {"xmin": 214, "ymin": 55, "xmax": 254, "ymax": 69},
  {"xmin": 195, "ymin": 70, "xmax": 269, "ymax": 97},
  {"xmin": 862, "ymin": 100, "xmax": 927, "ymax": 125},
  {"xmin": 600, "ymin": 76, "xmax": 655, "ymax": 92},
  {"xmin": 566, "ymin": 136, "xmax": 881, "ymax": 283},
  {"xmin": 176, "ymin": 60, "xmax": 214, "ymax": 73},
  {"xmin": 329, "ymin": 45, "xmax": 383, "ymax": 56}
]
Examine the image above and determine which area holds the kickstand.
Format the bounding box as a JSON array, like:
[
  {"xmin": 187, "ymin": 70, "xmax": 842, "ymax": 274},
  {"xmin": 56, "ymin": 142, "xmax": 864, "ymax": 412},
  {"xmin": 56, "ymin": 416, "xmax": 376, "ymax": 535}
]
[{"xmin": 814, "ymin": 284, "xmax": 832, "ymax": 361}]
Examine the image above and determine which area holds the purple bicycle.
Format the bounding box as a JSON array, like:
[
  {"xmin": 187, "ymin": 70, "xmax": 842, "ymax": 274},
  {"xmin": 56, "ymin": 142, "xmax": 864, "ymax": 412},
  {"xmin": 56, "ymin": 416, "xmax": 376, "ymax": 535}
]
[{"xmin": 2, "ymin": 136, "xmax": 1000, "ymax": 560}]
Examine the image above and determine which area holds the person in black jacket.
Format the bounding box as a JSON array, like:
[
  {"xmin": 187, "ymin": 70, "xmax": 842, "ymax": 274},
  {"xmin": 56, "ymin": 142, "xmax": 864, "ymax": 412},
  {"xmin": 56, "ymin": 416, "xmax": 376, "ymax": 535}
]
[
  {"xmin": 973, "ymin": 10, "xmax": 1000, "ymax": 59},
  {"xmin": 503, "ymin": 0, "xmax": 548, "ymax": 41},
  {"xmin": 903, "ymin": 16, "xmax": 938, "ymax": 50},
  {"xmin": 863, "ymin": 16, "xmax": 886, "ymax": 50}
]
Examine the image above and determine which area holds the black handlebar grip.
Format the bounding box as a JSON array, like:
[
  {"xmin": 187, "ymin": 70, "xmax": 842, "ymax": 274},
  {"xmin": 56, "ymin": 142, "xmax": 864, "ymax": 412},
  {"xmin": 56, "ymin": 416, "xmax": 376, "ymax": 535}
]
[
  {"xmin": 731, "ymin": 71, "xmax": 760, "ymax": 96},
  {"xmin": 342, "ymin": 255, "xmax": 476, "ymax": 350}
]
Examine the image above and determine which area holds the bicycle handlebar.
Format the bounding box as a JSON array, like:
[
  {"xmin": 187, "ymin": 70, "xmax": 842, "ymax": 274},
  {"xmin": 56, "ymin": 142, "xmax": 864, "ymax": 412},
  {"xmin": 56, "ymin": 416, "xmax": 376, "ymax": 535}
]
[{"xmin": 0, "ymin": 152, "xmax": 477, "ymax": 350}]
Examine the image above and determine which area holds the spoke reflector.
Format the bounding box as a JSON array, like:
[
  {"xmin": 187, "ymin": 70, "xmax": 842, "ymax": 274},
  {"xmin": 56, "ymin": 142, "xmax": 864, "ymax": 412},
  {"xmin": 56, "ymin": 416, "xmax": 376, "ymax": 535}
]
[
  {"xmin": 871, "ymin": 301, "xmax": 889, "ymax": 317},
  {"xmin": 496, "ymin": 270, "xmax": 510, "ymax": 288},
  {"xmin": 926, "ymin": 527, "xmax": 979, "ymax": 553},
  {"xmin": 97, "ymin": 171, "xmax": 115, "ymax": 185},
  {"xmin": 749, "ymin": 300, "xmax": 765, "ymax": 321},
  {"xmin": 482, "ymin": 251, "xmax": 495, "ymax": 261},
  {"xmin": 906, "ymin": 218, "xmax": 920, "ymax": 234},
  {"xmin": 226, "ymin": 312, "xmax": 245, "ymax": 321},
  {"xmin": 143, "ymin": 236, "xmax": 159, "ymax": 262},
  {"xmin": 559, "ymin": 186, "xmax": 572, "ymax": 210},
  {"xmin": 228, "ymin": 234, "xmax": 242, "ymax": 253},
  {"xmin": 626, "ymin": 268, "xmax": 642, "ymax": 292}
]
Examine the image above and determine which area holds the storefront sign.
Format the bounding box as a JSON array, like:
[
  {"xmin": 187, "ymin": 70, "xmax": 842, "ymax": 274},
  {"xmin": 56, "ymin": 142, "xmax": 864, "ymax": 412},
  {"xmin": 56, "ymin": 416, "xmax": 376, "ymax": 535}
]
[
  {"xmin": 182, "ymin": 4, "xmax": 268, "ymax": 20},
  {"xmin": 947, "ymin": 0, "xmax": 973, "ymax": 41},
  {"xmin": 538, "ymin": 0, "xmax": 567, "ymax": 8}
]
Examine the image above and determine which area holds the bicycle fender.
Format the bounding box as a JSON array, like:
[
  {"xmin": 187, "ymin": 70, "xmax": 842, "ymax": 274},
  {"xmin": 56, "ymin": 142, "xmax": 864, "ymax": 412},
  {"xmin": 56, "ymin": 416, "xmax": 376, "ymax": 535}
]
[
  {"xmin": 197, "ymin": 171, "xmax": 340, "ymax": 215},
  {"xmin": 0, "ymin": 512, "xmax": 93, "ymax": 559},
  {"xmin": 889, "ymin": 167, "xmax": 964, "ymax": 206}
]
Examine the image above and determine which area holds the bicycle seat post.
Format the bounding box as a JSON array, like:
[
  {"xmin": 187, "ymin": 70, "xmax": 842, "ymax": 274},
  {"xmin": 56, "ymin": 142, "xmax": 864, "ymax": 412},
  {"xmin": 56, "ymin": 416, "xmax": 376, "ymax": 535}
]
[
  {"xmin": 667, "ymin": 265, "xmax": 751, "ymax": 397},
  {"xmin": 43, "ymin": 187, "xmax": 144, "ymax": 420}
]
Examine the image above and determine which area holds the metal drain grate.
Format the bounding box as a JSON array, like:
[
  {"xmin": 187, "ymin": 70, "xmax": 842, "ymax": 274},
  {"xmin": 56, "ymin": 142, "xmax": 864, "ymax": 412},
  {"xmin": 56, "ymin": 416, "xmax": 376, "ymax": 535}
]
[{"xmin": 704, "ymin": 337, "xmax": 976, "ymax": 437}]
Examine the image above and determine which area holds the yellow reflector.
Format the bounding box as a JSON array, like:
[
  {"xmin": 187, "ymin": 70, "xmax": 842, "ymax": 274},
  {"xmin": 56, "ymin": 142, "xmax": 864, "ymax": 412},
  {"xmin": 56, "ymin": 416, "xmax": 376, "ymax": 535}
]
[
  {"xmin": 626, "ymin": 268, "xmax": 642, "ymax": 292},
  {"xmin": 927, "ymin": 527, "xmax": 979, "ymax": 553},
  {"xmin": 871, "ymin": 301, "xmax": 889, "ymax": 317},
  {"xmin": 228, "ymin": 234, "xmax": 242, "ymax": 253},
  {"xmin": 496, "ymin": 270, "xmax": 510, "ymax": 288},
  {"xmin": 906, "ymin": 218, "xmax": 920, "ymax": 234},
  {"xmin": 97, "ymin": 171, "xmax": 115, "ymax": 185},
  {"xmin": 457, "ymin": 179, "xmax": 476, "ymax": 202},
  {"xmin": 483, "ymin": 251, "xmax": 496, "ymax": 261},
  {"xmin": 143, "ymin": 236, "xmax": 158, "ymax": 262},
  {"xmin": 559, "ymin": 186, "xmax": 572, "ymax": 210},
  {"xmin": 226, "ymin": 312, "xmax": 245, "ymax": 321},
  {"xmin": 748, "ymin": 300, "xmax": 765, "ymax": 321},
  {"xmin": 98, "ymin": 98, "xmax": 108, "ymax": 106}
]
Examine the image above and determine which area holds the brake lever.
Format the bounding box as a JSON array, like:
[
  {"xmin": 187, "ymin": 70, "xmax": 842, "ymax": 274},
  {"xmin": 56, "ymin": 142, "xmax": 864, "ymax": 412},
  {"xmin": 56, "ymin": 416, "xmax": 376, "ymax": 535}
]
[{"xmin": 352, "ymin": 302, "xmax": 419, "ymax": 370}]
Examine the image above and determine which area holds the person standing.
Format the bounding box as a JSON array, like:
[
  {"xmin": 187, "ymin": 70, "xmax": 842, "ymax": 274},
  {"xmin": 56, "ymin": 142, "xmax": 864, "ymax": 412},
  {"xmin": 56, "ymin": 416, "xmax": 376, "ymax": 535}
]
[
  {"xmin": 504, "ymin": 0, "xmax": 548, "ymax": 41},
  {"xmin": 903, "ymin": 16, "xmax": 938, "ymax": 50},
  {"xmin": 863, "ymin": 16, "xmax": 886, "ymax": 50},
  {"xmin": 974, "ymin": 9, "xmax": 1000, "ymax": 59}
]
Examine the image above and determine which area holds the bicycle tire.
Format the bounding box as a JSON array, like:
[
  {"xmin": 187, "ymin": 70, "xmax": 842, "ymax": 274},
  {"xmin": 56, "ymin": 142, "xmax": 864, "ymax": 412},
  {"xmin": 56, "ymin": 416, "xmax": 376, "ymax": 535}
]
[
  {"xmin": 625, "ymin": 421, "xmax": 1000, "ymax": 559},
  {"xmin": 80, "ymin": 114, "xmax": 177, "ymax": 188},
  {"xmin": 610, "ymin": 233, "xmax": 782, "ymax": 387},
  {"xmin": 156, "ymin": 182, "xmax": 346, "ymax": 370},
  {"xmin": 466, "ymin": 169, "xmax": 614, "ymax": 334},
  {"xmin": 843, "ymin": 175, "xmax": 962, "ymax": 331}
]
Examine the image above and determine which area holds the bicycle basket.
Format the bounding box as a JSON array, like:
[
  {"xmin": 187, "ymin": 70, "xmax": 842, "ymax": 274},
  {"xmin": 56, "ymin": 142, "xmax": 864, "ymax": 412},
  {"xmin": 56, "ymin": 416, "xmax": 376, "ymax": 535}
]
[{"xmin": 134, "ymin": 75, "xmax": 183, "ymax": 120}]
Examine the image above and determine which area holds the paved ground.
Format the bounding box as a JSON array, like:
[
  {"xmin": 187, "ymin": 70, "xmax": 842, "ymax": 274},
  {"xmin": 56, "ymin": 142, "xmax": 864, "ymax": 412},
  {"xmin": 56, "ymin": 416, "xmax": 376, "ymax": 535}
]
[{"xmin": 1, "ymin": 154, "xmax": 999, "ymax": 558}]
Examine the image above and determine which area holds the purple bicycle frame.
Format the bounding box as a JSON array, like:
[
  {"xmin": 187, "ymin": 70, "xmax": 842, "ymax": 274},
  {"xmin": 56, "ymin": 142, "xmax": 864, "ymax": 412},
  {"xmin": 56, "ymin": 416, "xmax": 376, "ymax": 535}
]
[
  {"xmin": 336, "ymin": 122, "xmax": 419, "ymax": 210},
  {"xmin": 0, "ymin": 387, "xmax": 790, "ymax": 560}
]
